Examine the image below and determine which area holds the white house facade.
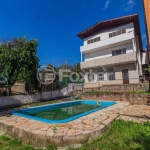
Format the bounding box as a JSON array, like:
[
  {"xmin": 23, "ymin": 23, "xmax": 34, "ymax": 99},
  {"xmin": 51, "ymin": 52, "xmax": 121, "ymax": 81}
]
[{"xmin": 77, "ymin": 14, "xmax": 143, "ymax": 88}]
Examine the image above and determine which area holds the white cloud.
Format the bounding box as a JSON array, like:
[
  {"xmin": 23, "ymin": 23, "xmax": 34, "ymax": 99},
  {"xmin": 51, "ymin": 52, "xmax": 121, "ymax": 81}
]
[
  {"xmin": 103, "ymin": 0, "xmax": 110, "ymax": 10},
  {"xmin": 124, "ymin": 0, "xmax": 136, "ymax": 11}
]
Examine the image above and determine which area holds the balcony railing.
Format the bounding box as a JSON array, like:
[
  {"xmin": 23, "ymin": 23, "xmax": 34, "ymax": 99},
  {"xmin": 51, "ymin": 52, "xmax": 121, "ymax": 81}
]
[{"xmin": 81, "ymin": 52, "xmax": 137, "ymax": 69}]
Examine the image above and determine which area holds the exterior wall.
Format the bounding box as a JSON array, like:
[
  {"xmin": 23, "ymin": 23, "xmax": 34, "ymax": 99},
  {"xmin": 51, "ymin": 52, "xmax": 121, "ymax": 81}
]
[
  {"xmin": 81, "ymin": 32, "xmax": 134, "ymax": 53},
  {"xmin": 11, "ymin": 82, "xmax": 26, "ymax": 94},
  {"xmin": 0, "ymin": 91, "xmax": 65, "ymax": 110},
  {"xmin": 83, "ymin": 63, "xmax": 139, "ymax": 86},
  {"xmin": 84, "ymin": 42, "xmax": 133, "ymax": 61},
  {"xmin": 114, "ymin": 63, "xmax": 139, "ymax": 84},
  {"xmin": 141, "ymin": 51, "xmax": 148, "ymax": 64},
  {"xmin": 83, "ymin": 23, "xmax": 134, "ymax": 45},
  {"xmin": 81, "ymin": 52, "xmax": 136, "ymax": 69}
]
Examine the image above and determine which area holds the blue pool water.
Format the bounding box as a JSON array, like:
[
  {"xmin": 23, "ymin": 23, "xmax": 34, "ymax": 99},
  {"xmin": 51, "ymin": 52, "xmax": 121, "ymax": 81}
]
[{"xmin": 10, "ymin": 100, "xmax": 116, "ymax": 124}]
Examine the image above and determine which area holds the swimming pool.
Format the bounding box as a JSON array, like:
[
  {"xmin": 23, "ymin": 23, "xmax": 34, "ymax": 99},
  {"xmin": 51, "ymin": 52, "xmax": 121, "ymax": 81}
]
[{"xmin": 10, "ymin": 100, "xmax": 116, "ymax": 124}]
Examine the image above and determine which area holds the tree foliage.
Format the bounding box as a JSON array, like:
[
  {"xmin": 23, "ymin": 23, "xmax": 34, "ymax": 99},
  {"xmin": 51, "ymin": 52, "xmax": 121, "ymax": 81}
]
[{"xmin": 0, "ymin": 36, "xmax": 39, "ymax": 86}]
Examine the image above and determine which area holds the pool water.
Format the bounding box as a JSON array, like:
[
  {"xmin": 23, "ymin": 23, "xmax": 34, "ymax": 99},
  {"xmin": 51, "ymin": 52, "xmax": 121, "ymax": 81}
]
[
  {"xmin": 10, "ymin": 100, "xmax": 116, "ymax": 124},
  {"xmin": 21, "ymin": 104, "xmax": 100, "ymax": 120}
]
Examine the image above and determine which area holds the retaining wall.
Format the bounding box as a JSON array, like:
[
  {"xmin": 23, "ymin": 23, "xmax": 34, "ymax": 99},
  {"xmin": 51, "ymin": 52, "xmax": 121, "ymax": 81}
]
[{"xmin": 82, "ymin": 93, "xmax": 150, "ymax": 105}]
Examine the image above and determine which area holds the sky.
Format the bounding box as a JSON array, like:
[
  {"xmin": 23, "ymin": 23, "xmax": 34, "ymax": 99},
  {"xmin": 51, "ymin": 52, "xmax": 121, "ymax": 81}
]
[{"xmin": 0, "ymin": 0, "xmax": 147, "ymax": 65}]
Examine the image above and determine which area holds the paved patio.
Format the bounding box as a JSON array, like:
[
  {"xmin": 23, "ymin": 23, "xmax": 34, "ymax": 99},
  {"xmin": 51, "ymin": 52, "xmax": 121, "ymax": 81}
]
[
  {"xmin": 118, "ymin": 105, "xmax": 150, "ymax": 123},
  {"xmin": 0, "ymin": 101, "xmax": 150, "ymax": 148}
]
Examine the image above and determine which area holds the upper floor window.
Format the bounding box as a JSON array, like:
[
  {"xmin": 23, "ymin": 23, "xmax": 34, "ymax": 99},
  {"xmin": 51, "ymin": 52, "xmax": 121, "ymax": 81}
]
[
  {"xmin": 112, "ymin": 48, "xmax": 126, "ymax": 56},
  {"xmin": 109, "ymin": 29, "xmax": 126, "ymax": 38},
  {"xmin": 87, "ymin": 37, "xmax": 100, "ymax": 44}
]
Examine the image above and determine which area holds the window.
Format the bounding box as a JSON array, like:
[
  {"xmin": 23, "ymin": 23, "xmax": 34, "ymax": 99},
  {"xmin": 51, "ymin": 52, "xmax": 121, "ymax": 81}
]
[
  {"xmin": 15, "ymin": 85, "xmax": 19, "ymax": 90},
  {"xmin": 107, "ymin": 68, "xmax": 115, "ymax": 80},
  {"xmin": 87, "ymin": 40, "xmax": 91, "ymax": 44},
  {"xmin": 113, "ymin": 32, "xmax": 117, "ymax": 36},
  {"xmin": 94, "ymin": 38, "xmax": 97, "ymax": 42},
  {"xmin": 112, "ymin": 48, "xmax": 126, "ymax": 56},
  {"xmin": 97, "ymin": 68, "xmax": 104, "ymax": 81},
  {"xmin": 87, "ymin": 37, "xmax": 100, "ymax": 44},
  {"xmin": 97, "ymin": 37, "xmax": 100, "ymax": 41},
  {"xmin": 109, "ymin": 29, "xmax": 126, "ymax": 38},
  {"xmin": 109, "ymin": 33, "xmax": 113, "ymax": 38},
  {"xmin": 117, "ymin": 30, "xmax": 121, "ymax": 35},
  {"xmin": 116, "ymin": 49, "xmax": 121, "ymax": 55},
  {"xmin": 87, "ymin": 69, "xmax": 94, "ymax": 82},
  {"xmin": 122, "ymin": 29, "xmax": 126, "ymax": 34}
]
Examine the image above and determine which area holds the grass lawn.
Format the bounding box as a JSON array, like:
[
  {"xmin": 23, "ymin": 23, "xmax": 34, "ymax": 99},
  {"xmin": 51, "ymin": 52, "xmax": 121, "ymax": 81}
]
[
  {"xmin": 0, "ymin": 135, "xmax": 56, "ymax": 150},
  {"xmin": 69, "ymin": 120, "xmax": 150, "ymax": 150}
]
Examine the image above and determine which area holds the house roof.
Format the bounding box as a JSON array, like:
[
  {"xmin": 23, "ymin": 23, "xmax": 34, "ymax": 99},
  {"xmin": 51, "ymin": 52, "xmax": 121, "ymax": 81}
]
[{"xmin": 77, "ymin": 14, "xmax": 142, "ymax": 50}]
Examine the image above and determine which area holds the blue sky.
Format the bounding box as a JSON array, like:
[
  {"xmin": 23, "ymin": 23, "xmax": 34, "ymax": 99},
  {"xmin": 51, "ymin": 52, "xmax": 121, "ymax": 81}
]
[{"xmin": 0, "ymin": 0, "xmax": 146, "ymax": 65}]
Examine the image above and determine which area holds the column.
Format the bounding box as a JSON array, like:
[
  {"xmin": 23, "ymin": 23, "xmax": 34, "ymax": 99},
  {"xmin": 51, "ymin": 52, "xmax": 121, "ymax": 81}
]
[{"xmin": 81, "ymin": 53, "xmax": 83, "ymax": 62}]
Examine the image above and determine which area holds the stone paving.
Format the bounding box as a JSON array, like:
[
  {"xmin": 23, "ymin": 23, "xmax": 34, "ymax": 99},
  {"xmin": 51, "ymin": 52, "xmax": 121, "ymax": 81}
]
[
  {"xmin": 118, "ymin": 105, "xmax": 150, "ymax": 123},
  {"xmin": 0, "ymin": 101, "xmax": 129, "ymax": 147}
]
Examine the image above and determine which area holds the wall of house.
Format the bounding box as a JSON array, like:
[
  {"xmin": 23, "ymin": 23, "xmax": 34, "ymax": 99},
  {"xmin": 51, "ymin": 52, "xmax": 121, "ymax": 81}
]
[
  {"xmin": 84, "ymin": 42, "xmax": 133, "ymax": 61},
  {"xmin": 83, "ymin": 23, "xmax": 134, "ymax": 45},
  {"xmin": 114, "ymin": 63, "xmax": 139, "ymax": 84},
  {"xmin": 141, "ymin": 52, "xmax": 148, "ymax": 65},
  {"xmin": 83, "ymin": 63, "xmax": 139, "ymax": 84}
]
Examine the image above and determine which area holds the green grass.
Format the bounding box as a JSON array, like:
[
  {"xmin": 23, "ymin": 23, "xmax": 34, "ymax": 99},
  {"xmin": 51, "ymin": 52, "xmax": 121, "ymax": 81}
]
[
  {"xmin": 68, "ymin": 120, "xmax": 150, "ymax": 150},
  {"xmin": 85, "ymin": 90, "xmax": 150, "ymax": 95},
  {"xmin": 0, "ymin": 135, "xmax": 57, "ymax": 150}
]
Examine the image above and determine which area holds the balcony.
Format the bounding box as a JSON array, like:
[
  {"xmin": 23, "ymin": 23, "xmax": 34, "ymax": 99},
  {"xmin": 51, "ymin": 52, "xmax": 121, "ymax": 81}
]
[
  {"xmin": 80, "ymin": 31, "xmax": 134, "ymax": 53},
  {"xmin": 80, "ymin": 52, "xmax": 137, "ymax": 69}
]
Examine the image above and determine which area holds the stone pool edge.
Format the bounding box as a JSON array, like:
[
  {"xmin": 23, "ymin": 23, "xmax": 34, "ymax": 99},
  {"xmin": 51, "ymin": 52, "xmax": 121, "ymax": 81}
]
[{"xmin": 0, "ymin": 101, "xmax": 129, "ymax": 147}]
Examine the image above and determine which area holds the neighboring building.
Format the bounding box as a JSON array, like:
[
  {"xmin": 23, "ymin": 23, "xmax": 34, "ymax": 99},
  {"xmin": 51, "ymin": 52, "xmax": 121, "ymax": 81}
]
[
  {"xmin": 11, "ymin": 82, "xmax": 26, "ymax": 94},
  {"xmin": 143, "ymin": 0, "xmax": 150, "ymax": 65},
  {"xmin": 77, "ymin": 14, "xmax": 143, "ymax": 88},
  {"xmin": 141, "ymin": 50, "xmax": 149, "ymax": 76}
]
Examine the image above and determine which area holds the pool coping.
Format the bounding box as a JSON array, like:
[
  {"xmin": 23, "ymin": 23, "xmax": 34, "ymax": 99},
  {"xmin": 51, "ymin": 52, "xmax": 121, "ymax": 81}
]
[
  {"xmin": 0, "ymin": 101, "xmax": 129, "ymax": 147},
  {"xmin": 10, "ymin": 100, "xmax": 117, "ymax": 124}
]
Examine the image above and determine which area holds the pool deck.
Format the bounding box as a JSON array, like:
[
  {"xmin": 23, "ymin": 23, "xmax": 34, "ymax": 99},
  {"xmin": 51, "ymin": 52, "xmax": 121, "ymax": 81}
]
[{"xmin": 0, "ymin": 101, "xmax": 130, "ymax": 147}]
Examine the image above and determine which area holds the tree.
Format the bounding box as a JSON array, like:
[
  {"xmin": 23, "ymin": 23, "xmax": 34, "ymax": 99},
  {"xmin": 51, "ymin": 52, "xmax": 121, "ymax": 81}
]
[{"xmin": 0, "ymin": 36, "xmax": 39, "ymax": 89}]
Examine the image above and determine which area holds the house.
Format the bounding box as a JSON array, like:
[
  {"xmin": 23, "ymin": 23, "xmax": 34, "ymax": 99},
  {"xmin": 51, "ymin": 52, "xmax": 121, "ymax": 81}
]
[
  {"xmin": 141, "ymin": 50, "xmax": 148, "ymax": 76},
  {"xmin": 11, "ymin": 82, "xmax": 26, "ymax": 94},
  {"xmin": 77, "ymin": 14, "xmax": 143, "ymax": 88}
]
